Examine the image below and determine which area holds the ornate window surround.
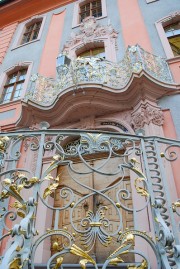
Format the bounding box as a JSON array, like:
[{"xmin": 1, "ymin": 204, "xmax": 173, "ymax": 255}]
[
  {"xmin": 72, "ymin": 0, "xmax": 107, "ymax": 28},
  {"xmin": 0, "ymin": 62, "xmax": 33, "ymax": 103},
  {"xmin": 63, "ymin": 17, "xmax": 118, "ymax": 62},
  {"xmin": 11, "ymin": 15, "xmax": 46, "ymax": 50},
  {"xmin": 155, "ymin": 11, "xmax": 180, "ymax": 59}
]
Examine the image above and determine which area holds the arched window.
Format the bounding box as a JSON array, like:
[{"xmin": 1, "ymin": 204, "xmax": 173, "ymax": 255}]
[{"xmin": 77, "ymin": 46, "xmax": 105, "ymax": 58}]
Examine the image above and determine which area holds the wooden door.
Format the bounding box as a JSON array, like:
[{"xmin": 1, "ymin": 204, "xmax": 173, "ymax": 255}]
[{"xmin": 52, "ymin": 155, "xmax": 134, "ymax": 263}]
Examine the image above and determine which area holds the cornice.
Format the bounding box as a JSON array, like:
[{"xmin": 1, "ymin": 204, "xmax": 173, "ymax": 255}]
[
  {"xmin": 0, "ymin": 0, "xmax": 75, "ymax": 28},
  {"xmin": 18, "ymin": 73, "xmax": 180, "ymax": 128}
]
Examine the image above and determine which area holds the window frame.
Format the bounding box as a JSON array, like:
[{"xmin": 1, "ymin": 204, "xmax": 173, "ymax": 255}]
[
  {"xmin": 72, "ymin": 0, "xmax": 107, "ymax": 28},
  {"xmin": 155, "ymin": 11, "xmax": 180, "ymax": 59},
  {"xmin": 11, "ymin": 15, "xmax": 46, "ymax": 50},
  {"xmin": 0, "ymin": 62, "xmax": 33, "ymax": 105},
  {"xmin": 21, "ymin": 20, "xmax": 42, "ymax": 45},
  {"xmin": 2, "ymin": 69, "xmax": 27, "ymax": 103},
  {"xmin": 79, "ymin": 0, "xmax": 102, "ymax": 22}
]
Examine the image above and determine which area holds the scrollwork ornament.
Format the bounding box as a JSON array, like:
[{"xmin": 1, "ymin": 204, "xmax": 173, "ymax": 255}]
[{"xmin": 161, "ymin": 144, "xmax": 180, "ymax": 162}]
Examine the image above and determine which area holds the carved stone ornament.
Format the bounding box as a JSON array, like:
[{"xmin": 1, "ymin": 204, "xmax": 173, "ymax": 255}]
[
  {"xmin": 131, "ymin": 104, "xmax": 164, "ymax": 130},
  {"xmin": 63, "ymin": 17, "xmax": 118, "ymax": 54}
]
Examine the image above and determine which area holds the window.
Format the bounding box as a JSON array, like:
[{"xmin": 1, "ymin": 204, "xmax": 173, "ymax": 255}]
[
  {"xmin": 164, "ymin": 22, "xmax": 180, "ymax": 56},
  {"xmin": 155, "ymin": 12, "xmax": 180, "ymax": 58},
  {"xmin": 1, "ymin": 69, "xmax": 27, "ymax": 103},
  {"xmin": 78, "ymin": 47, "xmax": 105, "ymax": 58},
  {"xmin": 80, "ymin": 0, "xmax": 102, "ymax": 22},
  {"xmin": 72, "ymin": 0, "xmax": 107, "ymax": 28},
  {"xmin": 21, "ymin": 20, "xmax": 42, "ymax": 45}
]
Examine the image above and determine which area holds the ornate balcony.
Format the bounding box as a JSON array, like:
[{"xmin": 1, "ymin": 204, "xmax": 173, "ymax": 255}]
[
  {"xmin": 25, "ymin": 45, "xmax": 173, "ymax": 106},
  {"xmin": 0, "ymin": 129, "xmax": 180, "ymax": 268}
]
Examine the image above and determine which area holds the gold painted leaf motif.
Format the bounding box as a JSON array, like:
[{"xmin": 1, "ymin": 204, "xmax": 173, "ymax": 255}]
[{"xmin": 43, "ymin": 182, "xmax": 59, "ymax": 199}]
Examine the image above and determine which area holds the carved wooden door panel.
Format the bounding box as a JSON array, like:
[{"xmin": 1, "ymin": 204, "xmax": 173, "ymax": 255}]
[{"xmin": 52, "ymin": 155, "xmax": 134, "ymax": 263}]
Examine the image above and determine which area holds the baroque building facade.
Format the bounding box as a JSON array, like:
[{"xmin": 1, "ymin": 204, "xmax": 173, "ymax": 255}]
[{"xmin": 0, "ymin": 0, "xmax": 180, "ymax": 269}]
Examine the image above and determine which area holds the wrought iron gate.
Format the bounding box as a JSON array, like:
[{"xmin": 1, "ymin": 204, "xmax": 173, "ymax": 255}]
[{"xmin": 0, "ymin": 128, "xmax": 180, "ymax": 269}]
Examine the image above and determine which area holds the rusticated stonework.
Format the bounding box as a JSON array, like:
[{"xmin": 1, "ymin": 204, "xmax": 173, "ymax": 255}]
[{"xmin": 131, "ymin": 103, "xmax": 164, "ymax": 130}]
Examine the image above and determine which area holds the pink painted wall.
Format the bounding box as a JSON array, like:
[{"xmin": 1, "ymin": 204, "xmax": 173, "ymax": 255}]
[
  {"xmin": 0, "ymin": 23, "xmax": 18, "ymax": 64},
  {"xmin": 163, "ymin": 109, "xmax": 180, "ymax": 196},
  {"xmin": 38, "ymin": 10, "xmax": 66, "ymax": 78},
  {"xmin": 167, "ymin": 58, "xmax": 180, "ymax": 84},
  {"xmin": 117, "ymin": 0, "xmax": 152, "ymax": 52}
]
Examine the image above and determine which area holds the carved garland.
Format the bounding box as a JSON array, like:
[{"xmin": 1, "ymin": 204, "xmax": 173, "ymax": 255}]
[{"xmin": 131, "ymin": 104, "xmax": 164, "ymax": 130}]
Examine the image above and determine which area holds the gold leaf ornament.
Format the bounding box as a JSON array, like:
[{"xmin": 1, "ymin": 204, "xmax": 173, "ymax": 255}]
[
  {"xmin": 52, "ymin": 257, "xmax": 63, "ymax": 269},
  {"xmin": 43, "ymin": 182, "xmax": 59, "ymax": 199},
  {"xmin": 70, "ymin": 244, "xmax": 95, "ymax": 265},
  {"xmin": 79, "ymin": 259, "xmax": 90, "ymax": 269},
  {"xmin": 9, "ymin": 257, "xmax": 22, "ymax": 269},
  {"xmin": 109, "ymin": 257, "xmax": 124, "ymax": 265},
  {"xmin": 10, "ymin": 201, "xmax": 26, "ymax": 210},
  {"xmin": 135, "ymin": 178, "xmax": 149, "ymax": 197},
  {"xmin": 29, "ymin": 177, "xmax": 40, "ymax": 184}
]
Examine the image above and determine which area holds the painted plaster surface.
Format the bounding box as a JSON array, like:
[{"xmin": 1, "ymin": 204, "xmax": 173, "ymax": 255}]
[
  {"xmin": 117, "ymin": 0, "xmax": 152, "ymax": 52},
  {"xmin": 39, "ymin": 10, "xmax": 66, "ymax": 77},
  {"xmin": 138, "ymin": 0, "xmax": 180, "ymax": 57},
  {"xmin": 0, "ymin": 109, "xmax": 15, "ymax": 120},
  {"xmin": 0, "ymin": 23, "xmax": 18, "ymax": 63},
  {"xmin": 163, "ymin": 109, "xmax": 180, "ymax": 196},
  {"xmin": 0, "ymin": 12, "xmax": 52, "ymax": 82},
  {"xmin": 60, "ymin": 0, "xmax": 125, "ymax": 61},
  {"xmin": 159, "ymin": 96, "xmax": 180, "ymax": 139}
]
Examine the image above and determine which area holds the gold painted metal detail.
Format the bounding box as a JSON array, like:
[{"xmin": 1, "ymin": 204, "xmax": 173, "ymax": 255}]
[
  {"xmin": 0, "ymin": 136, "xmax": 9, "ymax": 153},
  {"xmin": 172, "ymin": 200, "xmax": 180, "ymax": 212},
  {"xmin": 70, "ymin": 244, "xmax": 96, "ymax": 265},
  {"xmin": 52, "ymin": 241, "xmax": 63, "ymax": 252},
  {"xmin": 52, "ymin": 257, "xmax": 63, "ymax": 269},
  {"xmin": 116, "ymin": 202, "xmax": 121, "ymax": 208},
  {"xmin": 109, "ymin": 257, "xmax": 125, "ymax": 265},
  {"xmin": 43, "ymin": 182, "xmax": 59, "ymax": 199},
  {"xmin": 89, "ymin": 222, "xmax": 102, "ymax": 227},
  {"xmin": 107, "ymin": 233, "xmax": 135, "ymax": 265},
  {"xmin": 127, "ymin": 259, "xmax": 148, "ymax": 269},
  {"xmin": 9, "ymin": 257, "xmax": 22, "ymax": 269},
  {"xmin": 134, "ymin": 178, "xmax": 149, "ymax": 197},
  {"xmin": 160, "ymin": 152, "xmax": 165, "ymax": 158},
  {"xmin": 0, "ymin": 178, "xmax": 25, "ymax": 203}
]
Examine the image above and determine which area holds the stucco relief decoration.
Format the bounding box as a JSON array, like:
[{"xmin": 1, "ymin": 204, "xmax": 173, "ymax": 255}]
[
  {"xmin": 63, "ymin": 17, "xmax": 118, "ymax": 54},
  {"xmin": 162, "ymin": 10, "xmax": 180, "ymax": 23},
  {"xmin": 131, "ymin": 104, "xmax": 164, "ymax": 130},
  {"xmin": 131, "ymin": 108, "xmax": 147, "ymax": 130}
]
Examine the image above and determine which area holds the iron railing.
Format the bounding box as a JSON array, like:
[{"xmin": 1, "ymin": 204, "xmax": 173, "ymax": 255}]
[
  {"xmin": 0, "ymin": 128, "xmax": 180, "ymax": 269},
  {"xmin": 25, "ymin": 45, "xmax": 173, "ymax": 106}
]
